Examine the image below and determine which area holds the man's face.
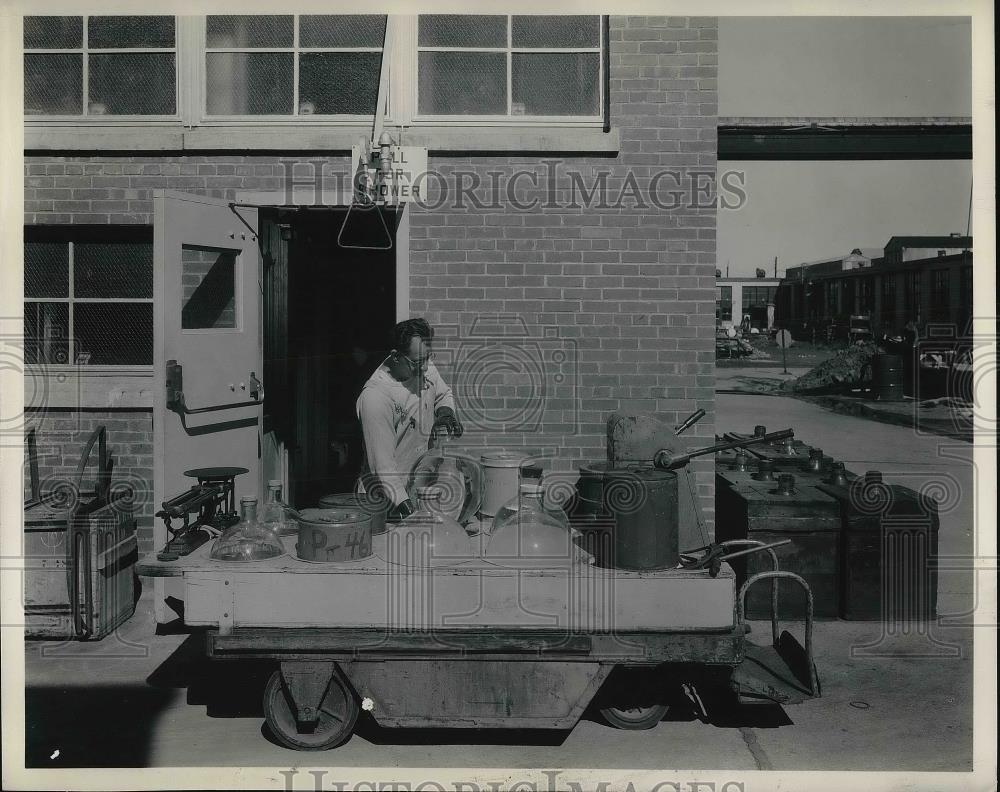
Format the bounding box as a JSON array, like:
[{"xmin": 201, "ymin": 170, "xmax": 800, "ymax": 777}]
[{"xmin": 393, "ymin": 336, "xmax": 432, "ymax": 381}]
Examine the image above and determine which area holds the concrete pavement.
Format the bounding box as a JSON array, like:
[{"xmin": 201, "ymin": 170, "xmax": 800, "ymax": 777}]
[{"xmin": 22, "ymin": 391, "xmax": 978, "ymax": 773}]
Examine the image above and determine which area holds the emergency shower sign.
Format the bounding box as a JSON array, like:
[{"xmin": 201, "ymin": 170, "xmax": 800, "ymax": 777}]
[{"xmin": 352, "ymin": 144, "xmax": 428, "ymax": 205}]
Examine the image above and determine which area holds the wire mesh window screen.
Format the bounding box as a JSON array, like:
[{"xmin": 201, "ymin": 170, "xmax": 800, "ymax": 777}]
[
  {"xmin": 511, "ymin": 16, "xmax": 600, "ymax": 48},
  {"xmin": 418, "ymin": 52, "xmax": 506, "ymax": 115},
  {"xmin": 24, "ymin": 234, "xmax": 154, "ymax": 366},
  {"xmin": 88, "ymin": 15, "xmax": 175, "ymax": 48},
  {"xmin": 512, "ymin": 53, "xmax": 599, "ymax": 116},
  {"xmin": 181, "ymin": 245, "xmax": 238, "ymax": 330},
  {"xmin": 74, "ymin": 242, "xmax": 153, "ymax": 299},
  {"xmin": 299, "ymin": 15, "xmax": 386, "ymax": 48},
  {"xmin": 24, "ymin": 15, "xmax": 176, "ymax": 116},
  {"xmin": 24, "ymin": 16, "xmax": 82, "ymax": 49},
  {"xmin": 75, "ymin": 304, "xmax": 154, "ymax": 365},
  {"xmin": 417, "ymin": 14, "xmax": 603, "ymax": 118},
  {"xmin": 204, "ymin": 14, "xmax": 384, "ymax": 117},
  {"xmin": 206, "ymin": 15, "xmax": 294, "ymax": 48},
  {"xmin": 24, "ymin": 303, "xmax": 70, "ymax": 365},
  {"xmin": 25, "ymin": 242, "xmax": 69, "ymax": 298}
]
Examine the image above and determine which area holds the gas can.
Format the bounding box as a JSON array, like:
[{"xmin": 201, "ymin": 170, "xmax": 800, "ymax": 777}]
[{"xmin": 603, "ymin": 467, "xmax": 679, "ymax": 571}]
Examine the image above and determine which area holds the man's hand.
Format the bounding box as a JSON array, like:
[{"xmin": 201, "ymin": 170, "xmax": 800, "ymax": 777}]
[{"xmin": 433, "ymin": 406, "xmax": 463, "ymax": 439}]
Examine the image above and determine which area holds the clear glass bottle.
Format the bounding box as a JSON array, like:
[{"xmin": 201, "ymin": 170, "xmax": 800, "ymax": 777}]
[
  {"xmin": 486, "ymin": 483, "xmax": 593, "ymax": 568},
  {"xmin": 382, "ymin": 486, "xmax": 476, "ymax": 568},
  {"xmin": 407, "ymin": 440, "xmax": 483, "ymax": 525},
  {"xmin": 210, "ymin": 496, "xmax": 285, "ymax": 562},
  {"xmin": 261, "ymin": 480, "xmax": 299, "ymax": 536},
  {"xmin": 490, "ymin": 477, "xmax": 580, "ymax": 539}
]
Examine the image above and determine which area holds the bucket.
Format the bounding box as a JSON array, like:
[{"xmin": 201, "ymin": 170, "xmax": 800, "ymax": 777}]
[
  {"xmin": 872, "ymin": 354, "xmax": 904, "ymax": 402},
  {"xmin": 318, "ymin": 493, "xmax": 388, "ymax": 535},
  {"xmin": 480, "ymin": 452, "xmax": 534, "ymax": 517},
  {"xmin": 604, "ymin": 467, "xmax": 679, "ymax": 571},
  {"xmin": 295, "ymin": 508, "xmax": 373, "ymax": 563}
]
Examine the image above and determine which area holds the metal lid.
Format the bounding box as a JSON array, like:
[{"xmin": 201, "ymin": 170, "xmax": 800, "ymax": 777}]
[
  {"xmin": 579, "ymin": 461, "xmax": 615, "ymax": 476},
  {"xmin": 415, "ymin": 486, "xmax": 443, "ymax": 498},
  {"xmin": 297, "ymin": 507, "xmax": 369, "ymax": 525},
  {"xmin": 240, "ymin": 496, "xmax": 258, "ymax": 505},
  {"xmin": 267, "ymin": 479, "xmax": 282, "ymax": 488},
  {"xmin": 604, "ymin": 466, "xmax": 675, "ymax": 483},
  {"xmin": 482, "ymin": 451, "xmax": 534, "ymax": 467}
]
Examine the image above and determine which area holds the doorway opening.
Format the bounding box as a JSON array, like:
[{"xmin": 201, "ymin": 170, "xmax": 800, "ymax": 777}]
[{"xmin": 262, "ymin": 207, "xmax": 399, "ymax": 508}]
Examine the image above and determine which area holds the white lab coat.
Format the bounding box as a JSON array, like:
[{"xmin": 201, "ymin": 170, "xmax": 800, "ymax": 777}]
[{"xmin": 356, "ymin": 360, "xmax": 455, "ymax": 506}]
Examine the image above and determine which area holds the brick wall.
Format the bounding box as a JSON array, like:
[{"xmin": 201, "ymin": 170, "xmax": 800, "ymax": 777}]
[
  {"xmin": 23, "ymin": 15, "xmax": 719, "ymax": 533},
  {"xmin": 23, "ymin": 410, "xmax": 155, "ymax": 554}
]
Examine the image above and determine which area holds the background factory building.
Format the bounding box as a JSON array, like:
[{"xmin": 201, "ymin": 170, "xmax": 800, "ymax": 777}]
[{"xmin": 21, "ymin": 14, "xmax": 720, "ymax": 557}]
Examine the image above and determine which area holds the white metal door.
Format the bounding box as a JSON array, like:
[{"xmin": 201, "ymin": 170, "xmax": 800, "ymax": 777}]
[{"xmin": 153, "ymin": 191, "xmax": 262, "ymax": 618}]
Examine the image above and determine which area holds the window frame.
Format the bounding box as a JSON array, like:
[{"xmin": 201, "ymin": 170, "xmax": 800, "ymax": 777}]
[
  {"xmin": 23, "ymin": 226, "xmax": 155, "ymax": 372},
  {"xmin": 23, "ymin": 14, "xmax": 181, "ymax": 124},
  {"xmin": 411, "ymin": 14, "xmax": 605, "ymax": 126},
  {"xmin": 24, "ymin": 14, "xmax": 610, "ymax": 134},
  {"xmin": 196, "ymin": 14, "xmax": 389, "ymax": 125}
]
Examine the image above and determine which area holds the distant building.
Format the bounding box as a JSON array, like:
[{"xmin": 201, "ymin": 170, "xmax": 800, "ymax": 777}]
[
  {"xmin": 716, "ymin": 274, "xmax": 782, "ymax": 329},
  {"xmin": 779, "ymin": 235, "xmax": 973, "ymax": 338}
]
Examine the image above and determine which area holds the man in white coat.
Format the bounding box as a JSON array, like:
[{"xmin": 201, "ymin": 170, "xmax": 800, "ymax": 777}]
[{"xmin": 356, "ymin": 318, "xmax": 463, "ymax": 520}]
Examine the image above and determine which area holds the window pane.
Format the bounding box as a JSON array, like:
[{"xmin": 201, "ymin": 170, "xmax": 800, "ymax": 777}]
[
  {"xmin": 418, "ymin": 15, "xmax": 507, "ymax": 47},
  {"xmin": 182, "ymin": 245, "xmax": 237, "ymax": 330},
  {"xmin": 300, "ymin": 15, "xmax": 386, "ymax": 48},
  {"xmin": 24, "ymin": 16, "xmax": 82, "ymax": 49},
  {"xmin": 24, "ymin": 303, "xmax": 70, "ymax": 365},
  {"xmin": 88, "ymin": 16, "xmax": 175, "ymax": 48},
  {"xmin": 512, "ymin": 52, "xmax": 599, "ymax": 116},
  {"xmin": 89, "ymin": 53, "xmax": 176, "ymax": 115},
  {"xmin": 206, "ymin": 52, "xmax": 293, "ymax": 115},
  {"xmin": 25, "ymin": 242, "xmax": 69, "ymax": 298},
  {"xmin": 418, "ymin": 52, "xmax": 506, "ymax": 115},
  {"xmin": 24, "ymin": 53, "xmax": 82, "ymax": 115},
  {"xmin": 512, "ymin": 16, "xmax": 600, "ymax": 48},
  {"xmin": 74, "ymin": 241, "xmax": 153, "ymax": 298},
  {"xmin": 74, "ymin": 303, "xmax": 153, "ymax": 365},
  {"xmin": 299, "ymin": 53, "xmax": 380, "ymax": 115},
  {"xmin": 206, "ymin": 15, "xmax": 293, "ymax": 48}
]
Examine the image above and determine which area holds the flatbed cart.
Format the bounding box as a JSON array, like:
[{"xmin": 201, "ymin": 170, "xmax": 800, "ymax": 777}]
[{"xmin": 138, "ymin": 531, "xmax": 820, "ymax": 751}]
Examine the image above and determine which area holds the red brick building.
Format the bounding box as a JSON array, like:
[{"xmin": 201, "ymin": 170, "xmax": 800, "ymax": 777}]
[{"xmin": 22, "ymin": 14, "xmax": 719, "ymax": 555}]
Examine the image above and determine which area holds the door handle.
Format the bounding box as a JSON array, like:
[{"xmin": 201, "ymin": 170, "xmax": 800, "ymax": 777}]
[{"xmin": 165, "ymin": 360, "xmax": 264, "ymax": 415}]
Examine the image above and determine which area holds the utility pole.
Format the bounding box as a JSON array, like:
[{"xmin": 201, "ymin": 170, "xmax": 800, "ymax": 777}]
[{"xmin": 774, "ymin": 256, "xmax": 778, "ymax": 278}]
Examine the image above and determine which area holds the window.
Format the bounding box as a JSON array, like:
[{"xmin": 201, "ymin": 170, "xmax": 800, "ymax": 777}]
[
  {"xmin": 741, "ymin": 285, "xmax": 776, "ymax": 315},
  {"xmin": 416, "ymin": 15, "xmax": 603, "ymax": 119},
  {"xmin": 204, "ymin": 15, "xmax": 386, "ymax": 117},
  {"xmin": 24, "ymin": 228, "xmax": 153, "ymax": 366},
  {"xmin": 929, "ymin": 268, "xmax": 950, "ymax": 322},
  {"xmin": 24, "ymin": 16, "xmax": 176, "ymax": 116},
  {"xmin": 881, "ymin": 273, "xmax": 897, "ymax": 310},
  {"xmin": 903, "ymin": 270, "xmax": 922, "ymax": 314},
  {"xmin": 717, "ymin": 286, "xmax": 732, "ymax": 321}
]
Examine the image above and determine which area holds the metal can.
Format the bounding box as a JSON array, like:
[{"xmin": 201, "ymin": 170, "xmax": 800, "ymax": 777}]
[
  {"xmin": 318, "ymin": 493, "xmax": 388, "ymax": 535},
  {"xmin": 295, "ymin": 508, "xmax": 373, "ymax": 563},
  {"xmin": 603, "ymin": 466, "xmax": 679, "ymax": 571}
]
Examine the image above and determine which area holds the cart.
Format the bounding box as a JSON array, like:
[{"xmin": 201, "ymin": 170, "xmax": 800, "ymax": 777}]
[{"xmin": 137, "ymin": 530, "xmax": 819, "ymax": 751}]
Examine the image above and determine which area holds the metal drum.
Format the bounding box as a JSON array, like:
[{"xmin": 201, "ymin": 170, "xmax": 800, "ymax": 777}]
[
  {"xmin": 603, "ymin": 467, "xmax": 679, "ymax": 571},
  {"xmin": 295, "ymin": 508, "xmax": 373, "ymax": 563},
  {"xmin": 318, "ymin": 493, "xmax": 388, "ymax": 535},
  {"xmin": 872, "ymin": 354, "xmax": 904, "ymax": 402}
]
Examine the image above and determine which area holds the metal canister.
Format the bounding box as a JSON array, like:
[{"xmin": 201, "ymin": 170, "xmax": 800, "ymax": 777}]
[
  {"xmin": 603, "ymin": 466, "xmax": 679, "ymax": 571},
  {"xmin": 318, "ymin": 492, "xmax": 388, "ymax": 535},
  {"xmin": 295, "ymin": 508, "xmax": 373, "ymax": 562},
  {"xmin": 574, "ymin": 462, "xmax": 615, "ymax": 517},
  {"xmin": 873, "ymin": 354, "xmax": 904, "ymax": 402},
  {"xmin": 480, "ymin": 451, "xmax": 534, "ymax": 517}
]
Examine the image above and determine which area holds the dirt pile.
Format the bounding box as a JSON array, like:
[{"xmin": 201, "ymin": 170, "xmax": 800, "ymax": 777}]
[{"xmin": 778, "ymin": 342, "xmax": 878, "ymax": 392}]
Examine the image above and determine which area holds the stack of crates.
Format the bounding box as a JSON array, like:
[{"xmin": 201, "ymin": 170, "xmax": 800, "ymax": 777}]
[{"xmin": 23, "ymin": 426, "xmax": 138, "ymax": 640}]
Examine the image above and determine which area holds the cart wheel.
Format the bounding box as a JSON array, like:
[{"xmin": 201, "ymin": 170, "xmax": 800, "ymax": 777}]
[
  {"xmin": 600, "ymin": 704, "xmax": 669, "ymax": 730},
  {"xmin": 263, "ymin": 669, "xmax": 358, "ymax": 750}
]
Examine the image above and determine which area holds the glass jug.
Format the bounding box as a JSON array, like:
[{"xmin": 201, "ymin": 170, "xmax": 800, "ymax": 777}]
[
  {"xmin": 210, "ymin": 496, "xmax": 285, "ymax": 561},
  {"xmin": 486, "ymin": 483, "xmax": 593, "ymax": 568},
  {"xmin": 407, "ymin": 440, "xmax": 483, "ymax": 525},
  {"xmin": 382, "ymin": 486, "xmax": 476, "ymax": 568},
  {"xmin": 261, "ymin": 479, "xmax": 299, "ymax": 536}
]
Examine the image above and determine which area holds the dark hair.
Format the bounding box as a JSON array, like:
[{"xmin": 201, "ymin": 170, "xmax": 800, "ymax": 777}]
[{"xmin": 392, "ymin": 318, "xmax": 433, "ymax": 352}]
